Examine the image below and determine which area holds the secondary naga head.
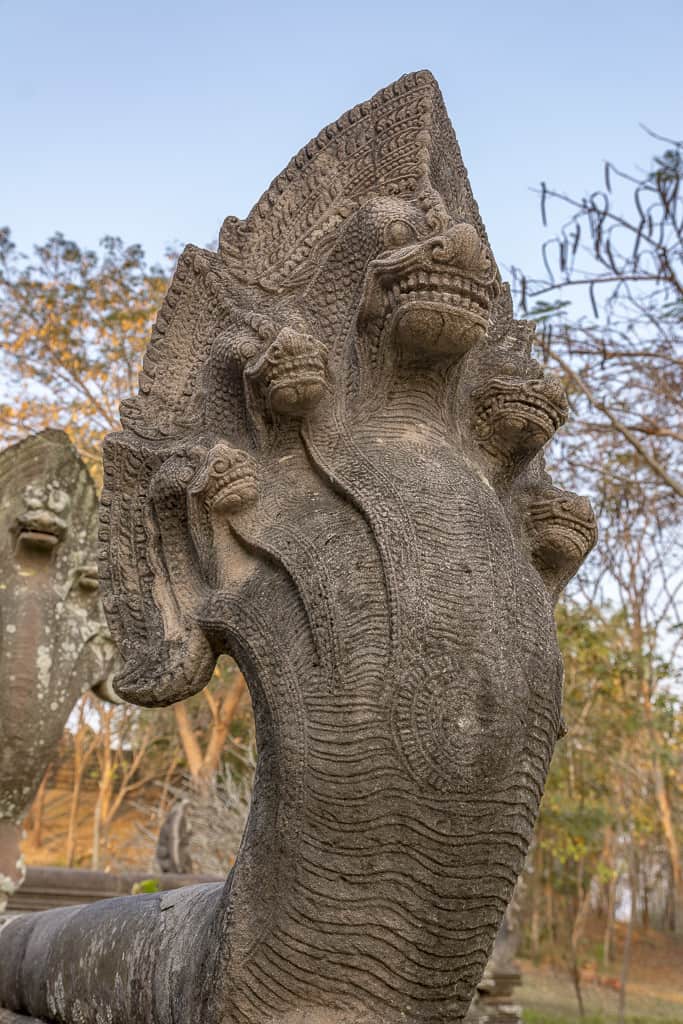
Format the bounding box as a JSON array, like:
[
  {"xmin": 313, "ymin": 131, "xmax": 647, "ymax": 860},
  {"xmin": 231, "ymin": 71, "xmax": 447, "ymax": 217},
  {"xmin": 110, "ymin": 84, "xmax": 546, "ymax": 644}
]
[{"xmin": 0, "ymin": 72, "xmax": 596, "ymax": 1024}]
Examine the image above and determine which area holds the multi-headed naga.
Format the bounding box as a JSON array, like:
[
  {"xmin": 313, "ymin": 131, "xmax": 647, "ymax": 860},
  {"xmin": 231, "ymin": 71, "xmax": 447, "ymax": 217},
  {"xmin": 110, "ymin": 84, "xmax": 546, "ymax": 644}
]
[
  {"xmin": 0, "ymin": 72, "xmax": 596, "ymax": 1024},
  {"xmin": 0, "ymin": 431, "xmax": 116, "ymax": 915}
]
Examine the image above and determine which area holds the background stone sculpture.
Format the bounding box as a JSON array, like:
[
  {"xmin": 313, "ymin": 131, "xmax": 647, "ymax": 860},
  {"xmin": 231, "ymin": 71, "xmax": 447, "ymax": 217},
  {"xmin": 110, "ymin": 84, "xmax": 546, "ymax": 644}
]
[
  {"xmin": 465, "ymin": 875, "xmax": 526, "ymax": 1023},
  {"xmin": 0, "ymin": 72, "xmax": 596, "ymax": 1023},
  {"xmin": 0, "ymin": 430, "xmax": 116, "ymax": 913},
  {"xmin": 155, "ymin": 798, "xmax": 193, "ymax": 874}
]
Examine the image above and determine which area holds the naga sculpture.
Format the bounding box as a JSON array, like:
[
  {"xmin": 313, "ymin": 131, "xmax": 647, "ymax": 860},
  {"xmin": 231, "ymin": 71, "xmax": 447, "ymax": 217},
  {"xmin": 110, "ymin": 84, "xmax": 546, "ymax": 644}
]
[
  {"xmin": 0, "ymin": 431, "xmax": 117, "ymax": 914},
  {"xmin": 0, "ymin": 72, "xmax": 596, "ymax": 1024}
]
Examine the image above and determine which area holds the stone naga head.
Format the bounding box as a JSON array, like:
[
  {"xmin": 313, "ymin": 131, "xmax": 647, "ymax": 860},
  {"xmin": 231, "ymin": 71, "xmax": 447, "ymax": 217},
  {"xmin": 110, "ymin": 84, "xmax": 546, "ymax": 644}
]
[
  {"xmin": 100, "ymin": 72, "xmax": 598, "ymax": 1023},
  {"xmin": 0, "ymin": 430, "xmax": 117, "ymax": 909}
]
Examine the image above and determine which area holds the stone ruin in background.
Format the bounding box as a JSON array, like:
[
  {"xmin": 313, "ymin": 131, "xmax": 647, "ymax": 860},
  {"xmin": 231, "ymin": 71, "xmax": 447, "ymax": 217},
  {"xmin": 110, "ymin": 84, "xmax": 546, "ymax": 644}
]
[
  {"xmin": 0, "ymin": 72, "xmax": 595, "ymax": 1024},
  {"xmin": 0, "ymin": 430, "xmax": 117, "ymax": 913}
]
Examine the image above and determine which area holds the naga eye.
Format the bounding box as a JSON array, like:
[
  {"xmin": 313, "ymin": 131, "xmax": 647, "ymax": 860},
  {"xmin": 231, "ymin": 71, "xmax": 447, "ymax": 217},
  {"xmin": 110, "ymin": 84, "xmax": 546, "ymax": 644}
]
[{"xmin": 384, "ymin": 219, "xmax": 417, "ymax": 249}]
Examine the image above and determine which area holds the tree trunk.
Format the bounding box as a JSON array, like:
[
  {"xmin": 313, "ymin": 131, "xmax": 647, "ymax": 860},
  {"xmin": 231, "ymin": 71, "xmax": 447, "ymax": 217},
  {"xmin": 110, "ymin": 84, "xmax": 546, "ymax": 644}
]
[
  {"xmin": 545, "ymin": 877, "xmax": 555, "ymax": 946},
  {"xmin": 157, "ymin": 749, "xmax": 182, "ymax": 824},
  {"xmin": 603, "ymin": 871, "xmax": 617, "ymax": 967},
  {"xmin": 173, "ymin": 673, "xmax": 248, "ymax": 790},
  {"xmin": 91, "ymin": 797, "xmax": 102, "ymax": 871},
  {"xmin": 173, "ymin": 702, "xmax": 204, "ymax": 781},
  {"xmin": 571, "ymin": 960, "xmax": 586, "ymax": 1021},
  {"xmin": 651, "ymin": 755, "xmax": 682, "ymax": 931},
  {"xmin": 92, "ymin": 714, "xmax": 112, "ymax": 871},
  {"xmin": 617, "ymin": 854, "xmax": 637, "ymax": 1024},
  {"xmin": 632, "ymin": 609, "xmax": 682, "ymax": 932},
  {"xmin": 65, "ymin": 771, "xmax": 83, "ymax": 868},
  {"xmin": 27, "ymin": 769, "xmax": 50, "ymax": 849},
  {"xmin": 569, "ymin": 860, "xmax": 593, "ymax": 1021},
  {"xmin": 199, "ymin": 674, "xmax": 247, "ymax": 783},
  {"xmin": 65, "ymin": 709, "xmax": 94, "ymax": 868},
  {"xmin": 530, "ymin": 865, "xmax": 541, "ymax": 957}
]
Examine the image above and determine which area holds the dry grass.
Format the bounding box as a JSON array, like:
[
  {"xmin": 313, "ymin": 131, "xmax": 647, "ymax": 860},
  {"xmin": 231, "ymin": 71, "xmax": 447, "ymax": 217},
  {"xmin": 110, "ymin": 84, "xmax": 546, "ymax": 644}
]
[{"xmin": 519, "ymin": 939, "xmax": 683, "ymax": 1024}]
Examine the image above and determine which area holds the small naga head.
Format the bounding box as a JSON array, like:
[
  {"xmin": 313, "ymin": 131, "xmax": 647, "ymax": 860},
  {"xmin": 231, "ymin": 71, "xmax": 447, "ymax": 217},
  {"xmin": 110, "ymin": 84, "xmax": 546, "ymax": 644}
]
[
  {"xmin": 202, "ymin": 309, "xmax": 329, "ymax": 442},
  {"xmin": 245, "ymin": 326, "xmax": 328, "ymax": 416},
  {"xmin": 188, "ymin": 442, "xmax": 259, "ymax": 515},
  {"xmin": 467, "ymin": 328, "xmax": 569, "ymax": 475},
  {"xmin": 6, "ymin": 441, "xmax": 108, "ymax": 602},
  {"xmin": 14, "ymin": 481, "xmax": 71, "ymax": 554},
  {"xmin": 359, "ymin": 215, "xmax": 499, "ymax": 361},
  {"xmin": 525, "ymin": 487, "xmax": 597, "ymax": 592}
]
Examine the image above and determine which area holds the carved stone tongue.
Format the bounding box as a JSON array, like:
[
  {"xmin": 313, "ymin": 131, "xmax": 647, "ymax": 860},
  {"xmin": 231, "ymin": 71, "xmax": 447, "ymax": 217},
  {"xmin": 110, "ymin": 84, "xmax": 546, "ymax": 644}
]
[
  {"xmin": 270, "ymin": 378, "xmax": 325, "ymax": 414},
  {"xmin": 77, "ymin": 563, "xmax": 100, "ymax": 590},
  {"xmin": 393, "ymin": 303, "xmax": 486, "ymax": 357},
  {"xmin": 15, "ymin": 508, "xmax": 67, "ymax": 550}
]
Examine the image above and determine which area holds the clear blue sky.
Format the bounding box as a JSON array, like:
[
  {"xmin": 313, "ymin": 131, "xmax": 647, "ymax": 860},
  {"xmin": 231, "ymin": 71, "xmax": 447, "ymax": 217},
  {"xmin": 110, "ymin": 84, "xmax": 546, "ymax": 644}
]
[{"xmin": 1, "ymin": 0, "xmax": 681, "ymax": 284}]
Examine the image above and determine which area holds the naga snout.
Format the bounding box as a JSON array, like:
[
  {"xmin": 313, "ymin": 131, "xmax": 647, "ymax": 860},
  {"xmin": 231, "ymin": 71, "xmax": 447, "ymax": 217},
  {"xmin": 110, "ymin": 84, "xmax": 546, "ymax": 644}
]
[{"xmin": 360, "ymin": 221, "xmax": 499, "ymax": 361}]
